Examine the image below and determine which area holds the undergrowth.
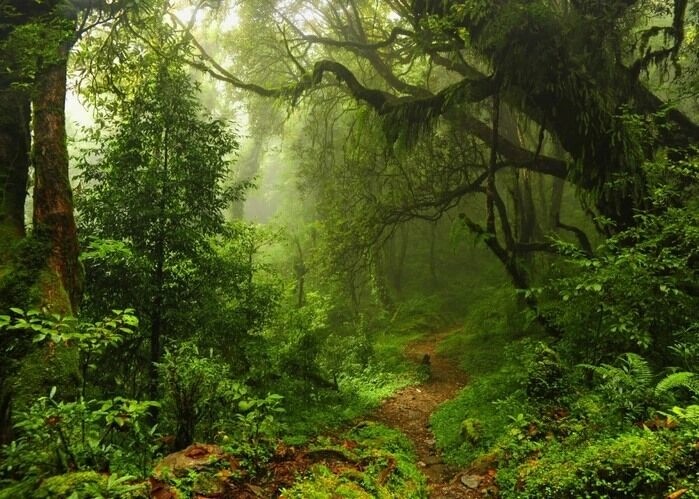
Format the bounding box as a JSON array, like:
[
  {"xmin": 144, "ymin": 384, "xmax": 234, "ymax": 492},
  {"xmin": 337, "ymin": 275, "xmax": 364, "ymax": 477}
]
[
  {"xmin": 281, "ymin": 422, "xmax": 428, "ymax": 498},
  {"xmin": 280, "ymin": 294, "xmax": 451, "ymax": 445},
  {"xmin": 430, "ymin": 285, "xmax": 534, "ymax": 467},
  {"xmin": 431, "ymin": 284, "xmax": 699, "ymax": 498}
]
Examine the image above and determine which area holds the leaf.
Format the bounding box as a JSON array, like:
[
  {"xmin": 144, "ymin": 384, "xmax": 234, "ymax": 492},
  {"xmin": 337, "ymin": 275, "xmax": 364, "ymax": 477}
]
[{"xmin": 49, "ymin": 386, "xmax": 57, "ymax": 399}]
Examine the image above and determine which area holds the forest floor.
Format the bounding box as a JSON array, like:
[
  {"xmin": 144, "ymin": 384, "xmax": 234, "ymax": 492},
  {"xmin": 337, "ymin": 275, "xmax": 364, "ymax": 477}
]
[
  {"xmin": 151, "ymin": 327, "xmax": 499, "ymax": 498},
  {"xmin": 370, "ymin": 327, "xmax": 497, "ymax": 498}
]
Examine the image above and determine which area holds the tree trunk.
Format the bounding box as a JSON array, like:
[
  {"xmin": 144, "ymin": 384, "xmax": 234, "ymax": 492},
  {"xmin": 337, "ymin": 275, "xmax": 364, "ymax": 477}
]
[
  {"xmin": 32, "ymin": 45, "xmax": 82, "ymax": 313},
  {"xmin": 293, "ymin": 236, "xmax": 306, "ymax": 308},
  {"xmin": 549, "ymin": 176, "xmax": 565, "ymax": 229},
  {"xmin": 149, "ymin": 267, "xmax": 163, "ymax": 402},
  {"xmin": 429, "ymin": 222, "xmax": 438, "ymax": 283},
  {"xmin": 369, "ymin": 248, "xmax": 393, "ymax": 312},
  {"xmin": 0, "ymin": 89, "xmax": 30, "ymax": 236}
]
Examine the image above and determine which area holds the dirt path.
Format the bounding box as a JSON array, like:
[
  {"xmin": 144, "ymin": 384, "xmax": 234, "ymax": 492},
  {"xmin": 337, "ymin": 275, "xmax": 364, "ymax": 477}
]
[{"xmin": 370, "ymin": 328, "xmax": 496, "ymax": 498}]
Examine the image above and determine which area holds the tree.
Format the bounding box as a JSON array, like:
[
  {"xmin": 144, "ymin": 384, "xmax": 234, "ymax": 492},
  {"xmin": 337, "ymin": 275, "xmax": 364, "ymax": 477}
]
[
  {"xmin": 157, "ymin": 1, "xmax": 698, "ymax": 329},
  {"xmin": 0, "ymin": 0, "xmax": 156, "ymax": 315},
  {"xmin": 77, "ymin": 52, "xmax": 240, "ymax": 400}
]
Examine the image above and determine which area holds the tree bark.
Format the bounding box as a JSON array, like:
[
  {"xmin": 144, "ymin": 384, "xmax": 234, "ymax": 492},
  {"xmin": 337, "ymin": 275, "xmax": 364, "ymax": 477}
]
[
  {"xmin": 0, "ymin": 90, "xmax": 30, "ymax": 236},
  {"xmin": 32, "ymin": 44, "xmax": 82, "ymax": 313}
]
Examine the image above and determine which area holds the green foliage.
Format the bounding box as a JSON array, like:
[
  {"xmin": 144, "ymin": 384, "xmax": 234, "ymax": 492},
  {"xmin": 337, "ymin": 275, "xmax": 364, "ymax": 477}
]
[
  {"xmin": 431, "ymin": 288, "xmax": 533, "ymax": 466},
  {"xmin": 498, "ymin": 430, "xmax": 695, "ymax": 498},
  {"xmin": 226, "ymin": 392, "xmax": 285, "ymax": 470},
  {"xmin": 158, "ymin": 343, "xmax": 246, "ymax": 450},
  {"xmin": 0, "ymin": 307, "xmax": 138, "ymax": 400},
  {"xmin": 275, "ymin": 295, "xmax": 441, "ymax": 444},
  {"xmin": 76, "ymin": 58, "xmax": 239, "ymax": 250},
  {"xmin": 580, "ymin": 353, "xmax": 656, "ymax": 424},
  {"xmin": 0, "ymin": 9, "xmax": 74, "ymax": 90},
  {"xmin": 158, "ymin": 342, "xmax": 284, "ymax": 469},
  {"xmin": 0, "ymin": 309, "xmax": 158, "ymax": 496},
  {"xmin": 522, "ymin": 342, "xmax": 568, "ymax": 403},
  {"xmin": 459, "ymin": 418, "xmax": 483, "ymax": 445},
  {"xmin": 281, "ymin": 423, "xmax": 427, "ymax": 498},
  {"xmin": 656, "ymin": 372, "xmax": 699, "ymax": 400},
  {"xmin": 69, "ymin": 472, "xmax": 148, "ymax": 498},
  {"xmin": 74, "ymin": 46, "xmax": 275, "ymax": 398},
  {"xmin": 1, "ymin": 392, "xmax": 158, "ymax": 481},
  {"xmin": 542, "ymin": 156, "xmax": 699, "ymax": 363},
  {"xmin": 477, "ymin": 154, "xmax": 699, "ymax": 495},
  {"xmin": 35, "ymin": 471, "xmax": 147, "ymax": 499}
]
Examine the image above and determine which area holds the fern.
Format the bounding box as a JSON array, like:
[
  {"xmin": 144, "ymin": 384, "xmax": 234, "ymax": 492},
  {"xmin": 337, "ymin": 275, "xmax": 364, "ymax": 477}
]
[
  {"xmin": 619, "ymin": 353, "xmax": 654, "ymax": 385},
  {"xmin": 655, "ymin": 372, "xmax": 699, "ymax": 398},
  {"xmin": 667, "ymin": 404, "xmax": 699, "ymax": 428},
  {"xmin": 579, "ymin": 353, "xmax": 655, "ymax": 422},
  {"xmin": 579, "ymin": 353, "xmax": 653, "ymax": 389}
]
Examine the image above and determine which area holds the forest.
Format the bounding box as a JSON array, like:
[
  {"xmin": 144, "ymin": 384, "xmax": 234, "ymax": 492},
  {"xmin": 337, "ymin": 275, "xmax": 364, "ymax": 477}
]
[{"xmin": 0, "ymin": 0, "xmax": 698, "ymax": 497}]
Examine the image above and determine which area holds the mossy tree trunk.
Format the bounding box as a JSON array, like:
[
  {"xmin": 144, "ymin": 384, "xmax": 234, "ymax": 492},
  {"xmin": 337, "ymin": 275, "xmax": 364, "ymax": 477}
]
[{"xmin": 31, "ymin": 42, "xmax": 82, "ymax": 314}]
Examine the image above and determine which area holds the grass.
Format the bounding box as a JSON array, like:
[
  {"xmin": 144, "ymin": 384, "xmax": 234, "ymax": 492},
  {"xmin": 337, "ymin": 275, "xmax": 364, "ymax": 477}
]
[{"xmin": 430, "ymin": 285, "xmax": 540, "ymax": 467}]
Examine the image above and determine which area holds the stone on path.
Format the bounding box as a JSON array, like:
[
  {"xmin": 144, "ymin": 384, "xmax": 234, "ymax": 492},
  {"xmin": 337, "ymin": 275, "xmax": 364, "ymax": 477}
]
[{"xmin": 460, "ymin": 474, "xmax": 483, "ymax": 489}]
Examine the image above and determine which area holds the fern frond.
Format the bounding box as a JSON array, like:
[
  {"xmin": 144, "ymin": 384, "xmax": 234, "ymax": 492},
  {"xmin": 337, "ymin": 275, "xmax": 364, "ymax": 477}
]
[
  {"xmin": 656, "ymin": 372, "xmax": 699, "ymax": 397},
  {"xmin": 620, "ymin": 353, "xmax": 653, "ymax": 387}
]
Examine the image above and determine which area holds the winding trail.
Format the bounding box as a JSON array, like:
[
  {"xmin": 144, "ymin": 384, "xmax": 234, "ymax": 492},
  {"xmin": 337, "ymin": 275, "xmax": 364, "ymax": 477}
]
[{"xmin": 370, "ymin": 327, "xmax": 496, "ymax": 498}]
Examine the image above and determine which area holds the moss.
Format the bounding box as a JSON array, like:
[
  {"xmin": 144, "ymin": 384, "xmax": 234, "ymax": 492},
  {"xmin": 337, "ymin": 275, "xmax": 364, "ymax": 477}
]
[
  {"xmin": 0, "ymin": 230, "xmax": 74, "ymax": 412},
  {"xmin": 12, "ymin": 342, "xmax": 80, "ymax": 411},
  {"xmin": 35, "ymin": 471, "xmax": 107, "ymax": 498},
  {"xmin": 0, "ymin": 231, "xmax": 52, "ymax": 311},
  {"xmin": 282, "ymin": 465, "xmax": 374, "ymax": 498},
  {"xmin": 282, "ymin": 423, "xmax": 427, "ymax": 498},
  {"xmin": 33, "ymin": 268, "xmax": 72, "ymax": 314}
]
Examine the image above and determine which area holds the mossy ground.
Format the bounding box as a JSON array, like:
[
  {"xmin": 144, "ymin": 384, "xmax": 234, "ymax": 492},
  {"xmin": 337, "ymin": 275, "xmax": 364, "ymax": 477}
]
[{"xmin": 280, "ymin": 422, "xmax": 428, "ymax": 498}]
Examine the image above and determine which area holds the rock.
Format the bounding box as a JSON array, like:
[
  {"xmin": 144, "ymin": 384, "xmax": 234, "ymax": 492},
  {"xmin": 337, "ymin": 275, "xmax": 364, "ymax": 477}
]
[
  {"xmin": 151, "ymin": 444, "xmax": 240, "ymax": 499},
  {"xmin": 155, "ymin": 444, "xmax": 232, "ymax": 477},
  {"xmin": 460, "ymin": 474, "xmax": 482, "ymax": 489}
]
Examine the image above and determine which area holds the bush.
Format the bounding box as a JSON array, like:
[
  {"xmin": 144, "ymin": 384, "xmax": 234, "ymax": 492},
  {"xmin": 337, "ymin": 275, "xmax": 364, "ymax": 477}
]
[
  {"xmin": 522, "ymin": 342, "xmax": 568, "ymax": 403},
  {"xmin": 500, "ymin": 430, "xmax": 695, "ymax": 498},
  {"xmin": 159, "ymin": 343, "xmax": 247, "ymax": 449},
  {"xmin": 0, "ymin": 392, "xmax": 157, "ymax": 495}
]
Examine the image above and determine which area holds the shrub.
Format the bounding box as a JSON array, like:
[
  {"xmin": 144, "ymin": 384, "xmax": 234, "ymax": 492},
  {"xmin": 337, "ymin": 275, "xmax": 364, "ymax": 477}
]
[{"xmin": 502, "ymin": 430, "xmax": 693, "ymax": 498}]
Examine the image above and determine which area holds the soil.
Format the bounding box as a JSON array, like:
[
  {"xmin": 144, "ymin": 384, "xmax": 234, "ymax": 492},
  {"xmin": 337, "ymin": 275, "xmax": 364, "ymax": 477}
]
[{"xmin": 370, "ymin": 327, "xmax": 498, "ymax": 498}]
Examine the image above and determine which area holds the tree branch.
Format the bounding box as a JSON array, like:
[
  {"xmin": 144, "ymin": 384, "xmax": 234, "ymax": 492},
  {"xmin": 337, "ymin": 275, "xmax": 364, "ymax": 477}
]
[{"xmin": 295, "ymin": 26, "xmax": 414, "ymax": 50}]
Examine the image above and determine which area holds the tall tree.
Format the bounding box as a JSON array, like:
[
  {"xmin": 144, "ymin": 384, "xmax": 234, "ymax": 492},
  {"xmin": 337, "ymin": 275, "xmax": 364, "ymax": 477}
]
[{"xmin": 77, "ymin": 53, "xmax": 240, "ymax": 399}]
